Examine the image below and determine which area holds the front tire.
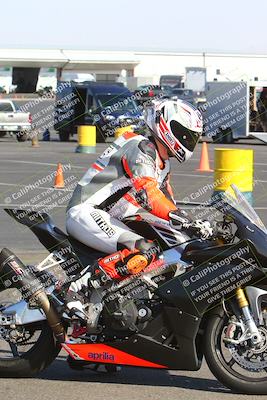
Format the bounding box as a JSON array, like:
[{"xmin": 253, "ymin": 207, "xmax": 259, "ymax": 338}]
[
  {"xmin": 204, "ymin": 307, "xmax": 267, "ymax": 394},
  {"xmin": 0, "ymin": 322, "xmax": 60, "ymax": 378}
]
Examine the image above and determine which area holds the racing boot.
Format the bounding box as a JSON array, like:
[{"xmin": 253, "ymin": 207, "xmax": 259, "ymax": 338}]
[{"xmin": 95, "ymin": 239, "xmax": 161, "ymax": 284}]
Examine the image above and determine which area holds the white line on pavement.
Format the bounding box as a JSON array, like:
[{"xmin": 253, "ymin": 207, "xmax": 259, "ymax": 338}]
[
  {"xmin": 191, "ymin": 158, "xmax": 267, "ymax": 167},
  {"xmin": 0, "ymin": 160, "xmax": 85, "ymax": 169},
  {"xmin": 3, "ymin": 158, "xmax": 267, "ymax": 171},
  {"xmin": 0, "ymin": 176, "xmax": 265, "ymax": 190},
  {"xmin": 0, "ymin": 203, "xmax": 65, "ymax": 208},
  {"xmin": 171, "ymin": 173, "xmax": 211, "ymax": 178},
  {"xmin": 174, "ymin": 204, "xmax": 267, "ymax": 210},
  {"xmin": 1, "ymin": 202, "xmax": 267, "ymax": 210},
  {"xmin": 172, "ymin": 174, "xmax": 267, "ymax": 183},
  {"xmin": 0, "ymin": 182, "xmax": 73, "ymax": 191}
]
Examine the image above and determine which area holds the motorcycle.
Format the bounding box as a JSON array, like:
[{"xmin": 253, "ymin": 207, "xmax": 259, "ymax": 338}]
[{"xmin": 0, "ymin": 184, "xmax": 267, "ymax": 394}]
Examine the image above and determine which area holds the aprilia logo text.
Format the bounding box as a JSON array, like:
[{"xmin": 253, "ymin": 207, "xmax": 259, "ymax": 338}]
[{"xmin": 88, "ymin": 352, "xmax": 115, "ymax": 361}]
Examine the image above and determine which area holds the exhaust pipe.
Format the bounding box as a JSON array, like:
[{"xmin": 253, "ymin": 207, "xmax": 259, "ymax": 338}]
[
  {"xmin": 33, "ymin": 290, "xmax": 65, "ymax": 342},
  {"xmin": 0, "ymin": 248, "xmax": 65, "ymax": 343}
]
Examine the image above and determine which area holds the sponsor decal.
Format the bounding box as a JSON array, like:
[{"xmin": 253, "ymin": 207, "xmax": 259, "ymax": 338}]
[
  {"xmin": 90, "ymin": 211, "xmax": 116, "ymax": 238},
  {"xmin": 88, "ymin": 352, "xmax": 115, "ymax": 361},
  {"xmin": 103, "ymin": 253, "xmax": 121, "ymax": 263},
  {"xmin": 135, "ymin": 154, "xmax": 154, "ymax": 166},
  {"xmin": 176, "ymin": 147, "xmax": 186, "ymax": 162},
  {"xmin": 99, "ymin": 145, "xmax": 115, "ymax": 159},
  {"xmin": 9, "ymin": 260, "xmax": 24, "ymax": 275},
  {"xmin": 164, "ymin": 131, "xmax": 175, "ymax": 146},
  {"xmin": 196, "ymin": 119, "xmax": 202, "ymax": 128}
]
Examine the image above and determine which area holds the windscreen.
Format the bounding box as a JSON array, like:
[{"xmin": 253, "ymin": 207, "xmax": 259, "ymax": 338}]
[{"xmin": 221, "ymin": 184, "xmax": 267, "ymax": 234}]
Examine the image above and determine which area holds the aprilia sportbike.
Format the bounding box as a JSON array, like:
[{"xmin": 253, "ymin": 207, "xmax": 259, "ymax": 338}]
[{"xmin": 1, "ymin": 185, "xmax": 267, "ymax": 394}]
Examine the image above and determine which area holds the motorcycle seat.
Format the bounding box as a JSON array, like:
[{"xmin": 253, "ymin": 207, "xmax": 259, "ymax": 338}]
[{"xmin": 4, "ymin": 208, "xmax": 105, "ymax": 268}]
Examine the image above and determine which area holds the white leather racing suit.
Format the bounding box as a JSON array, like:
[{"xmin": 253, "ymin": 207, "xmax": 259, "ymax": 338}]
[{"xmin": 66, "ymin": 132, "xmax": 176, "ymax": 254}]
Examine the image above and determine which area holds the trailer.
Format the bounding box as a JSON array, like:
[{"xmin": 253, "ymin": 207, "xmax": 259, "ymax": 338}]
[
  {"xmin": 185, "ymin": 67, "xmax": 206, "ymax": 94},
  {"xmin": 202, "ymin": 81, "xmax": 267, "ymax": 144}
]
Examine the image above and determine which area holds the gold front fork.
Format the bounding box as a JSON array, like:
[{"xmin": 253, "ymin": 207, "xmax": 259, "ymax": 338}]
[
  {"xmin": 235, "ymin": 287, "xmax": 261, "ymax": 345},
  {"xmin": 236, "ymin": 288, "xmax": 249, "ymax": 309}
]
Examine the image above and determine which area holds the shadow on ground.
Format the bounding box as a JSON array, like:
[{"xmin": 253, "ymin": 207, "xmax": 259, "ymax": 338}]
[{"xmin": 38, "ymin": 357, "xmax": 229, "ymax": 394}]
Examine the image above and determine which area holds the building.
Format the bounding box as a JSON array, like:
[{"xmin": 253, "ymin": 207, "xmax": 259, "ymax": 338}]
[{"xmin": 0, "ymin": 48, "xmax": 267, "ymax": 93}]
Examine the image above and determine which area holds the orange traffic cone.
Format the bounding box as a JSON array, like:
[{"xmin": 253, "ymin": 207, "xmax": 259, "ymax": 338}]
[
  {"xmin": 54, "ymin": 163, "xmax": 65, "ymax": 188},
  {"xmin": 196, "ymin": 142, "xmax": 213, "ymax": 172}
]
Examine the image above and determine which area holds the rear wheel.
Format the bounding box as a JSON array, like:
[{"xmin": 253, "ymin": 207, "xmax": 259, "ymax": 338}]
[
  {"xmin": 0, "ymin": 132, "xmax": 6, "ymax": 138},
  {"xmin": 0, "ymin": 318, "xmax": 60, "ymax": 377},
  {"xmin": 204, "ymin": 306, "xmax": 267, "ymax": 394}
]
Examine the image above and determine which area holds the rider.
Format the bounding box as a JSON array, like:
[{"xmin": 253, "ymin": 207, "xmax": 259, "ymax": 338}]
[{"xmin": 66, "ymin": 99, "xmax": 212, "ymax": 291}]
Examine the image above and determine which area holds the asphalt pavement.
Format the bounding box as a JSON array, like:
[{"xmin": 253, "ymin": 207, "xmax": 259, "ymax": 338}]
[{"xmin": 0, "ymin": 132, "xmax": 266, "ymax": 400}]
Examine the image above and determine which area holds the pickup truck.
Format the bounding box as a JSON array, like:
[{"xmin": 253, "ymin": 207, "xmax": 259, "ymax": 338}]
[{"xmin": 0, "ymin": 100, "xmax": 32, "ymax": 141}]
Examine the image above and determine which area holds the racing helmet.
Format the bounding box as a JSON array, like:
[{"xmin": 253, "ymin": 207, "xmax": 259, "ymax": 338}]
[{"xmin": 144, "ymin": 99, "xmax": 203, "ymax": 162}]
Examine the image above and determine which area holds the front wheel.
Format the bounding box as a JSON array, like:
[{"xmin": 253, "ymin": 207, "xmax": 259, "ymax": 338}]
[
  {"xmin": 0, "ymin": 320, "xmax": 60, "ymax": 377},
  {"xmin": 204, "ymin": 306, "xmax": 267, "ymax": 394}
]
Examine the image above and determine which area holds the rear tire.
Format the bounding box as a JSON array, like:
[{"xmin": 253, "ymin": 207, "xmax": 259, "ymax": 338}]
[
  {"xmin": 59, "ymin": 131, "xmax": 70, "ymax": 142},
  {"xmin": 0, "ymin": 322, "xmax": 60, "ymax": 378},
  {"xmin": 0, "ymin": 131, "xmax": 6, "ymax": 138},
  {"xmin": 204, "ymin": 307, "xmax": 267, "ymax": 394}
]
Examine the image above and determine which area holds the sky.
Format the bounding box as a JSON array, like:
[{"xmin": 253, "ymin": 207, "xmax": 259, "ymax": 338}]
[{"xmin": 1, "ymin": 0, "xmax": 267, "ymax": 54}]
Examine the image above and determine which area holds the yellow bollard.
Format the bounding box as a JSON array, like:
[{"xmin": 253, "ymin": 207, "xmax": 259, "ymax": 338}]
[
  {"xmin": 76, "ymin": 125, "xmax": 96, "ymax": 153},
  {"xmin": 213, "ymin": 148, "xmax": 254, "ymax": 204},
  {"xmin": 114, "ymin": 125, "xmax": 133, "ymax": 139}
]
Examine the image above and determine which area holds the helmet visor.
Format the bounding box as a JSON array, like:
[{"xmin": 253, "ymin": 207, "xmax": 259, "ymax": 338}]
[{"xmin": 170, "ymin": 120, "xmax": 201, "ymax": 152}]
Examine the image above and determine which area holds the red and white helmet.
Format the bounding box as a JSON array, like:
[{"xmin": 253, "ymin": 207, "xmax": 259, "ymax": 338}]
[{"xmin": 144, "ymin": 99, "xmax": 203, "ymax": 162}]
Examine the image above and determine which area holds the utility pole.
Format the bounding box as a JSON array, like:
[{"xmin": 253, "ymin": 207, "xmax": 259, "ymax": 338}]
[{"xmin": 203, "ymin": 52, "xmax": 206, "ymax": 68}]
